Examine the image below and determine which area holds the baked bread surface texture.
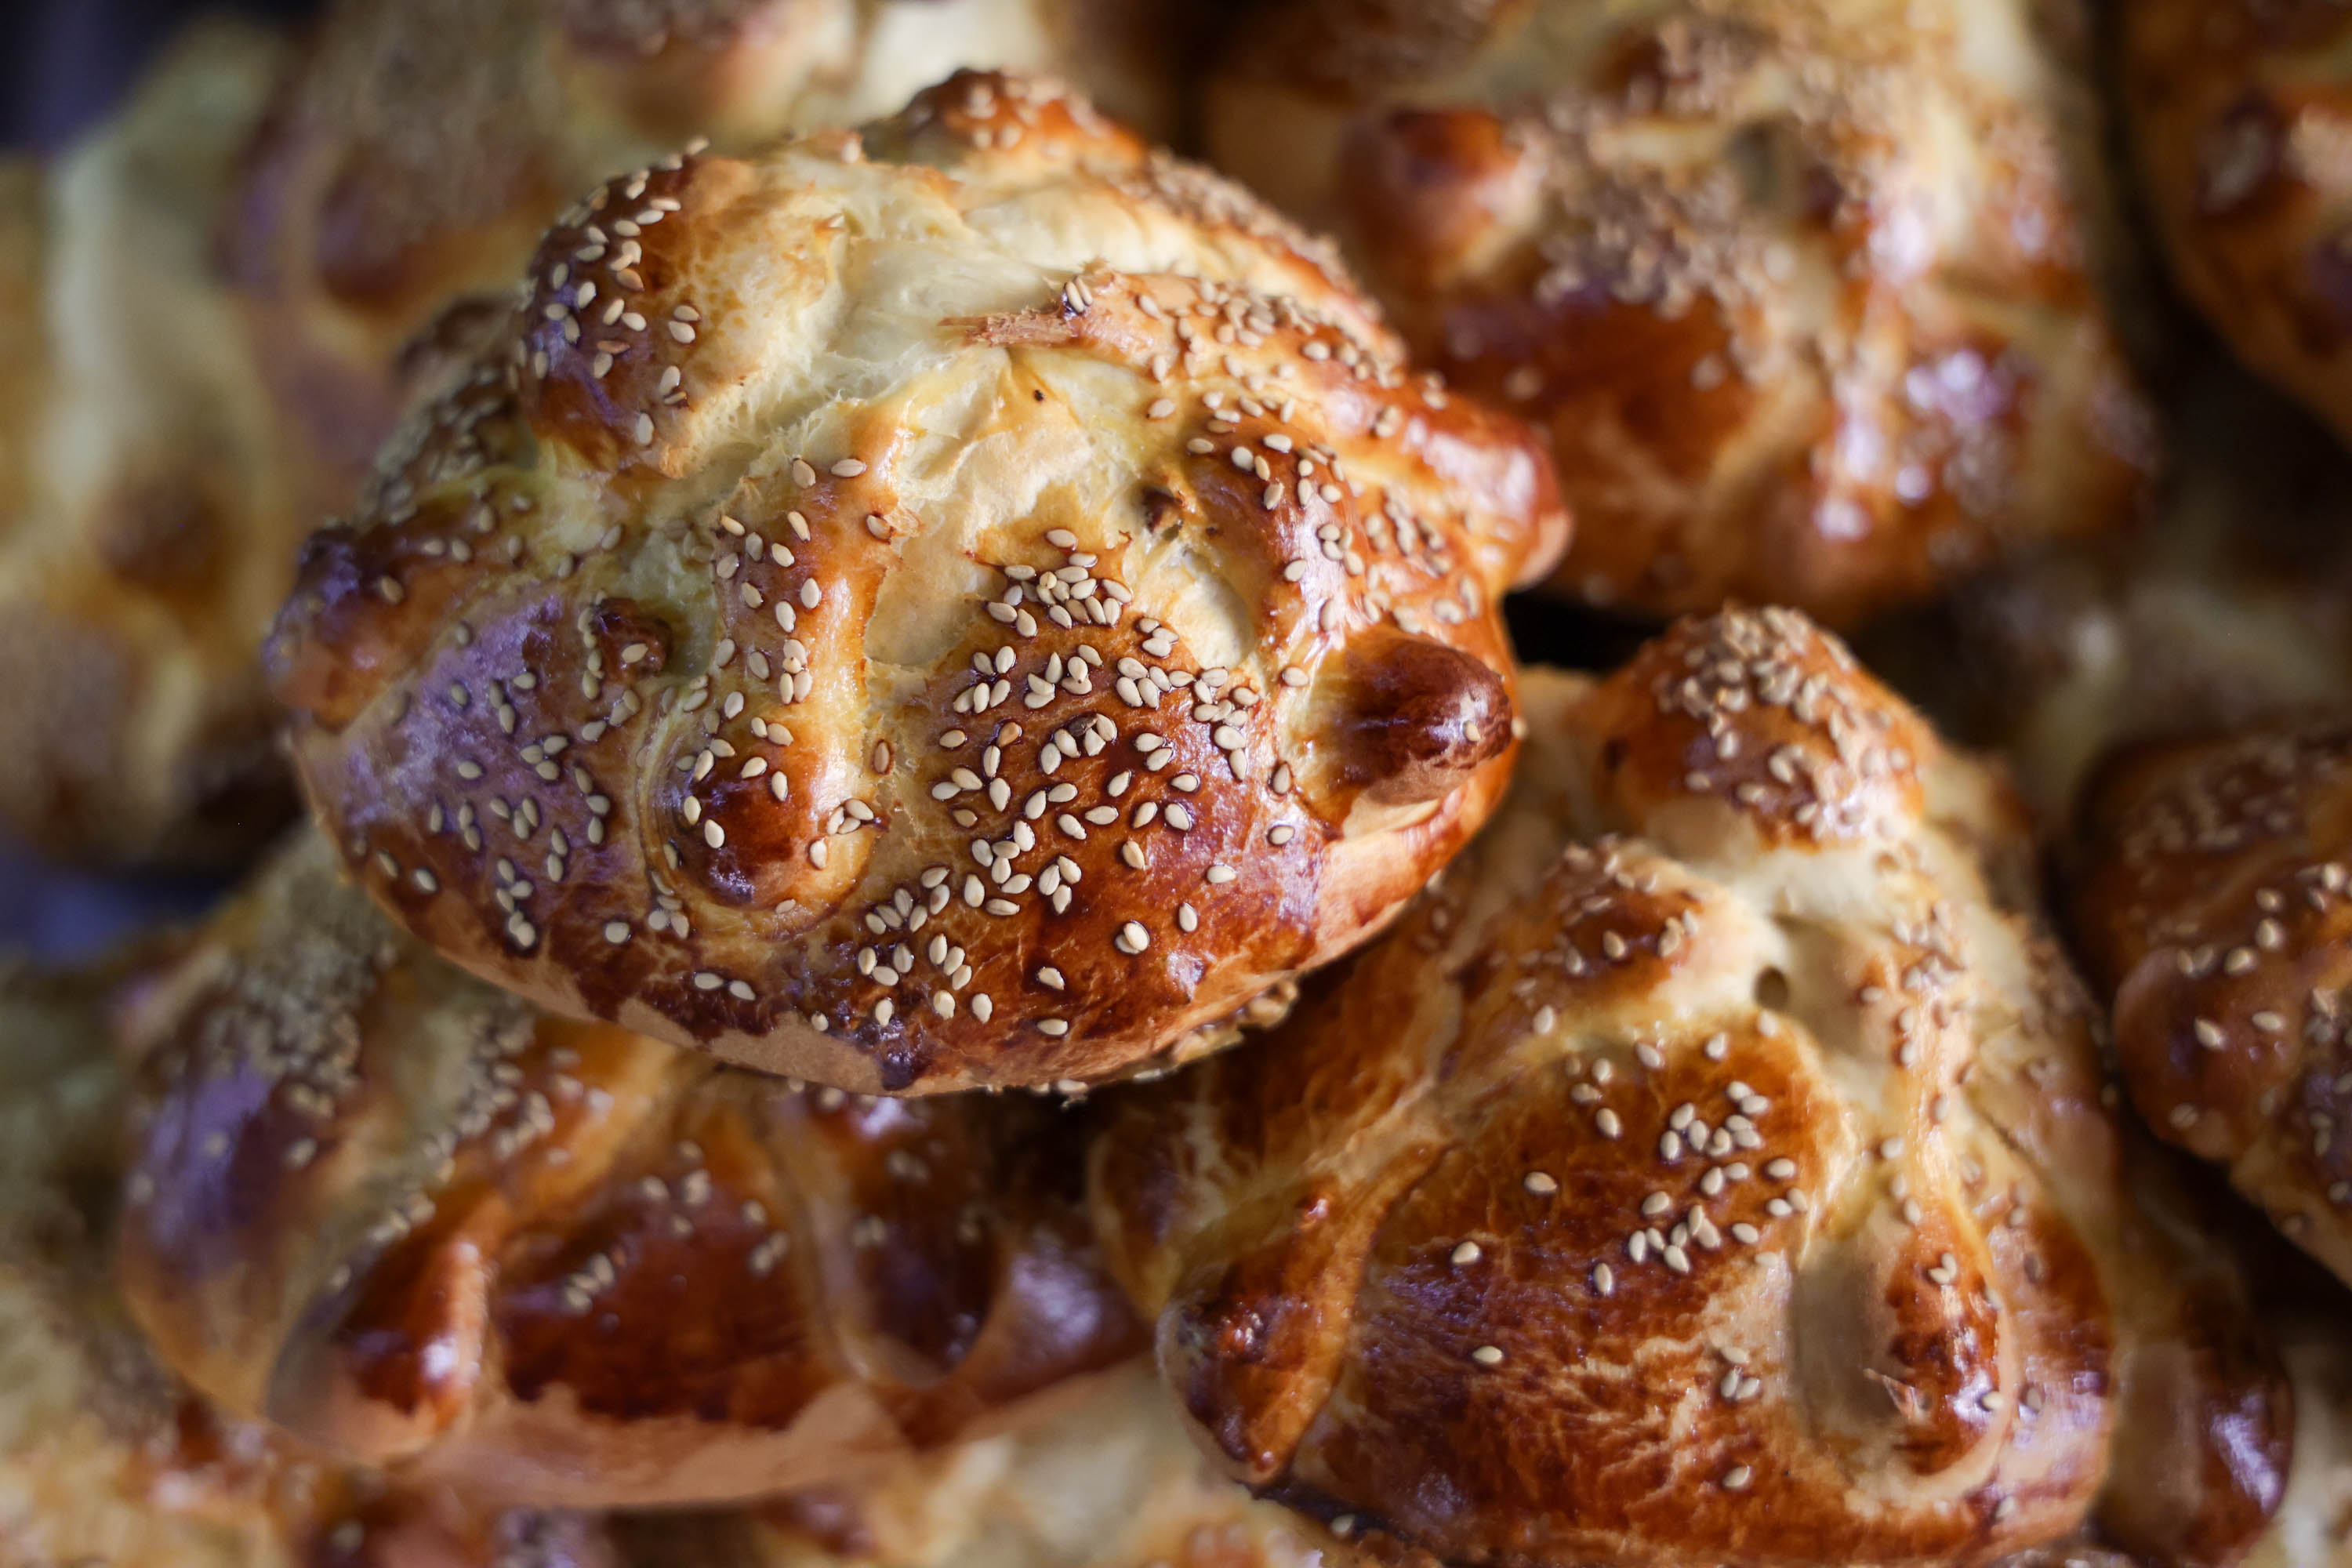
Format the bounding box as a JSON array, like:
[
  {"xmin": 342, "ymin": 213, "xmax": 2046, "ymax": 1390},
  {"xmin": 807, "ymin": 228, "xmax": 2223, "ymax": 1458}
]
[
  {"xmin": 267, "ymin": 70, "xmax": 1570, "ymax": 1094},
  {"xmin": 0, "ymin": 961, "xmax": 619, "ymax": 1568},
  {"xmin": 2073, "ymin": 711, "xmax": 2352, "ymax": 1295},
  {"xmin": 0, "ymin": 22, "xmax": 307, "ymax": 865},
  {"xmin": 1091, "ymin": 610, "xmax": 2228, "ymax": 1566},
  {"xmin": 1206, "ymin": 0, "xmax": 2155, "ymax": 626},
  {"xmin": 114, "ymin": 830, "xmax": 1144, "ymax": 1507},
  {"xmin": 2122, "ymin": 0, "xmax": 2352, "ymax": 447},
  {"xmin": 619, "ymin": 1359, "xmax": 1362, "ymax": 1568},
  {"xmin": 230, "ymin": 0, "xmax": 1190, "ymax": 503}
]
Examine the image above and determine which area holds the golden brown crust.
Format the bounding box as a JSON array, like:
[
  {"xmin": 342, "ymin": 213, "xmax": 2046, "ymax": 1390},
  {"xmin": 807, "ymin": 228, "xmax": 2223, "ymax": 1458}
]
[
  {"xmin": 617, "ymin": 1361, "xmax": 1363, "ymax": 1568},
  {"xmin": 0, "ymin": 962, "xmax": 615, "ymax": 1568},
  {"xmin": 1207, "ymin": 0, "xmax": 2156, "ymax": 626},
  {"xmin": 2071, "ymin": 711, "xmax": 2352, "ymax": 1293},
  {"xmin": 1091, "ymin": 612, "xmax": 2160, "ymax": 1567},
  {"xmin": 0, "ymin": 20, "xmax": 307, "ymax": 866},
  {"xmin": 2122, "ymin": 0, "xmax": 2352, "ymax": 447},
  {"xmin": 114, "ymin": 830, "xmax": 1144, "ymax": 1508},
  {"xmin": 2092, "ymin": 1138, "xmax": 2295, "ymax": 1568},
  {"xmin": 227, "ymin": 0, "xmax": 1192, "ymax": 508},
  {"xmin": 265, "ymin": 71, "xmax": 1569, "ymax": 1094}
]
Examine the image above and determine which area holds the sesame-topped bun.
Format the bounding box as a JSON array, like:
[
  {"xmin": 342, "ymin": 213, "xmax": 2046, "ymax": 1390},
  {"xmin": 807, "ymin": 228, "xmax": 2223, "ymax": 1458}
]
[
  {"xmin": 0, "ymin": 962, "xmax": 616, "ymax": 1568},
  {"xmin": 621, "ymin": 1361, "xmax": 1362, "ymax": 1568},
  {"xmin": 1202, "ymin": 0, "xmax": 2156, "ymax": 626},
  {"xmin": 0, "ymin": 21, "xmax": 309, "ymax": 866},
  {"xmin": 230, "ymin": 0, "xmax": 1189, "ymax": 502},
  {"xmin": 2122, "ymin": 0, "xmax": 2352, "ymax": 448},
  {"xmin": 1090, "ymin": 612, "xmax": 2213, "ymax": 1566},
  {"xmin": 2071, "ymin": 712, "xmax": 2352, "ymax": 1293},
  {"xmin": 264, "ymin": 71, "xmax": 1570, "ymax": 1095},
  {"xmin": 113, "ymin": 829, "xmax": 1144, "ymax": 1508}
]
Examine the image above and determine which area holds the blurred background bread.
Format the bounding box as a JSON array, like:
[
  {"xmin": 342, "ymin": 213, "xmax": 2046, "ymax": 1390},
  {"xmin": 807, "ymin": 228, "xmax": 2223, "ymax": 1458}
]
[
  {"xmin": 1202, "ymin": 0, "xmax": 2156, "ymax": 628},
  {"xmin": 0, "ymin": 20, "xmax": 306, "ymax": 868},
  {"xmin": 0, "ymin": 0, "xmax": 1197, "ymax": 877}
]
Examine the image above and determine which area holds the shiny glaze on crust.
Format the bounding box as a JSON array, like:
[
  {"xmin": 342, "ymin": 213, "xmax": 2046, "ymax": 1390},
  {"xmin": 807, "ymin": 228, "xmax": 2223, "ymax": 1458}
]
[
  {"xmin": 1093, "ymin": 611, "xmax": 2281, "ymax": 1567},
  {"xmin": 1207, "ymin": 0, "xmax": 2155, "ymax": 626},
  {"xmin": 114, "ymin": 833, "xmax": 1142, "ymax": 1508},
  {"xmin": 2123, "ymin": 0, "xmax": 2352, "ymax": 445},
  {"xmin": 265, "ymin": 71, "xmax": 1567, "ymax": 1094},
  {"xmin": 0, "ymin": 963, "xmax": 617, "ymax": 1568},
  {"xmin": 2074, "ymin": 713, "xmax": 2352, "ymax": 1295},
  {"xmin": 223, "ymin": 0, "xmax": 1190, "ymax": 498}
]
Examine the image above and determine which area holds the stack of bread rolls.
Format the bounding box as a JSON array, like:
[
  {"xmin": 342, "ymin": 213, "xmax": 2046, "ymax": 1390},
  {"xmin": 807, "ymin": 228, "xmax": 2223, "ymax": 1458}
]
[{"xmin": 14, "ymin": 2, "xmax": 2352, "ymax": 1565}]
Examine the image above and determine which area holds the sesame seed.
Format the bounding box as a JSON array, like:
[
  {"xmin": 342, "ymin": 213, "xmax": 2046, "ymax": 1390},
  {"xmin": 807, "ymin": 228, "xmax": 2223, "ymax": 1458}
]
[
  {"xmin": 1470, "ymin": 1345, "xmax": 1505, "ymax": 1367},
  {"xmin": 1452, "ymin": 1241, "xmax": 1482, "ymax": 1265}
]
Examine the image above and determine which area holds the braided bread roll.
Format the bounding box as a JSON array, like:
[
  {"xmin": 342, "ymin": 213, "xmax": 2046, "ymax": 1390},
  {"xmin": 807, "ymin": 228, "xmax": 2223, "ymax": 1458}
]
[
  {"xmin": 2122, "ymin": 0, "xmax": 2352, "ymax": 448},
  {"xmin": 114, "ymin": 831, "xmax": 1142, "ymax": 1508},
  {"xmin": 0, "ymin": 964, "xmax": 615, "ymax": 1568},
  {"xmin": 1091, "ymin": 612, "xmax": 2278, "ymax": 1567},
  {"xmin": 0, "ymin": 22, "xmax": 308, "ymax": 864},
  {"xmin": 2072, "ymin": 712, "xmax": 2352, "ymax": 1294},
  {"xmin": 265, "ymin": 71, "xmax": 1568, "ymax": 1095},
  {"xmin": 231, "ymin": 0, "xmax": 1189, "ymax": 500},
  {"xmin": 1202, "ymin": 0, "xmax": 2155, "ymax": 626}
]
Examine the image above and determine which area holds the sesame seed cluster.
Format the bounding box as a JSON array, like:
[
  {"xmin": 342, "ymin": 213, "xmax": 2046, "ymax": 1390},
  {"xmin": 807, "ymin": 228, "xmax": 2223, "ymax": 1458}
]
[
  {"xmin": 1204, "ymin": 0, "xmax": 2157, "ymax": 626},
  {"xmin": 1091, "ymin": 611, "xmax": 2147, "ymax": 1565},
  {"xmin": 0, "ymin": 0, "xmax": 1200, "ymax": 878},
  {"xmin": 111, "ymin": 831, "xmax": 1143, "ymax": 1508},
  {"xmin": 2074, "ymin": 714, "xmax": 2352, "ymax": 1290},
  {"xmin": 266, "ymin": 69, "xmax": 1567, "ymax": 1095},
  {"xmin": 0, "ymin": 960, "xmax": 648, "ymax": 1566}
]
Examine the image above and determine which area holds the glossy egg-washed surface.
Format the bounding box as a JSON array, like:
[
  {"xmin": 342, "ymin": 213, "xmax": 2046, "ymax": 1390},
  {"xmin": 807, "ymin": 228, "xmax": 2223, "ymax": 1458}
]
[
  {"xmin": 2073, "ymin": 713, "xmax": 2352, "ymax": 1297},
  {"xmin": 265, "ymin": 71, "xmax": 1567, "ymax": 1094},
  {"xmin": 0, "ymin": 0, "xmax": 1190, "ymax": 871},
  {"xmin": 2123, "ymin": 0, "xmax": 2352, "ymax": 446},
  {"xmin": 114, "ymin": 833, "xmax": 1142, "ymax": 1508},
  {"xmin": 0, "ymin": 964, "xmax": 615, "ymax": 1568},
  {"xmin": 1206, "ymin": 0, "xmax": 2154, "ymax": 626},
  {"xmin": 1092, "ymin": 611, "xmax": 2288, "ymax": 1568},
  {"xmin": 229, "ymin": 0, "xmax": 1188, "ymax": 500}
]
